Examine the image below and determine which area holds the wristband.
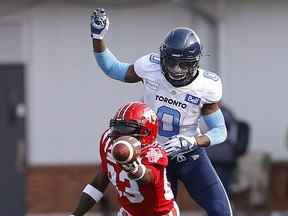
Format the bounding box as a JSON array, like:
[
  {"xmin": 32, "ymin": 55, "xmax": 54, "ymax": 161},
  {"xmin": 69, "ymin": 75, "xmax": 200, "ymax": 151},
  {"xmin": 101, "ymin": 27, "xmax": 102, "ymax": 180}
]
[{"xmin": 83, "ymin": 184, "xmax": 103, "ymax": 202}]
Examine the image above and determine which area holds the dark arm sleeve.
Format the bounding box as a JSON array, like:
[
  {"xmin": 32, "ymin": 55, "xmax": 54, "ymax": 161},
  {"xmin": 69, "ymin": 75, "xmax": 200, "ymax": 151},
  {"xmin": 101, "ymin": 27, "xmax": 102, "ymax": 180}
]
[{"xmin": 72, "ymin": 168, "xmax": 109, "ymax": 216}]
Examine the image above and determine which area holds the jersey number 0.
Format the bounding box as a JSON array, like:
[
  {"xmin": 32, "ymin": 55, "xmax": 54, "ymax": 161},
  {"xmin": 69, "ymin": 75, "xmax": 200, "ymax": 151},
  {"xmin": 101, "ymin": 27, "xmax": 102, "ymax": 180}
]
[
  {"xmin": 157, "ymin": 106, "xmax": 180, "ymax": 137},
  {"xmin": 107, "ymin": 163, "xmax": 144, "ymax": 203}
]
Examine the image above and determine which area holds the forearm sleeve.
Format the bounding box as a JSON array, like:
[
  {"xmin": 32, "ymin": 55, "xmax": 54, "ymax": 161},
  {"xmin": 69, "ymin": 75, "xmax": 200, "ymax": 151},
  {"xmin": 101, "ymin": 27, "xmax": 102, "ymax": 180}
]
[
  {"xmin": 72, "ymin": 193, "xmax": 97, "ymax": 216},
  {"xmin": 94, "ymin": 49, "xmax": 129, "ymax": 81},
  {"xmin": 202, "ymin": 109, "xmax": 227, "ymax": 145}
]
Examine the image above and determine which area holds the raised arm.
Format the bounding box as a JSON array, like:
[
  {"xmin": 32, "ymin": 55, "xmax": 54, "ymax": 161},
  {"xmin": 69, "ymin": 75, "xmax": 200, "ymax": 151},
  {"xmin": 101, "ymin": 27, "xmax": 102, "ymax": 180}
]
[{"xmin": 90, "ymin": 8, "xmax": 142, "ymax": 83}]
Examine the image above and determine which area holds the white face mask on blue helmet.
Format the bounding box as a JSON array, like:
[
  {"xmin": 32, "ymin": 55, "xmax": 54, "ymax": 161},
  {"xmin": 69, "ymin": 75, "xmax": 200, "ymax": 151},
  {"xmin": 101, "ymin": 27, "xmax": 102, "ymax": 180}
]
[{"xmin": 160, "ymin": 27, "xmax": 202, "ymax": 87}]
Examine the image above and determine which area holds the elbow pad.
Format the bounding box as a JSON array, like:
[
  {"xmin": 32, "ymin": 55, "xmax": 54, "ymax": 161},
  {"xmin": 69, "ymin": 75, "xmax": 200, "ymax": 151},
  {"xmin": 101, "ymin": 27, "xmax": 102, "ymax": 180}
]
[
  {"xmin": 94, "ymin": 49, "xmax": 129, "ymax": 81},
  {"xmin": 202, "ymin": 109, "xmax": 227, "ymax": 145}
]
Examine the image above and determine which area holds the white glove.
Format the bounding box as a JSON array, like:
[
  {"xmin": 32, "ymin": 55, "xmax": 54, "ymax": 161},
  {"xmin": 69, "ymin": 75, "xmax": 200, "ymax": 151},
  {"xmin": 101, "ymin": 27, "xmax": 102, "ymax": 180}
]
[
  {"xmin": 121, "ymin": 157, "xmax": 143, "ymax": 173},
  {"xmin": 164, "ymin": 135, "xmax": 197, "ymax": 159},
  {"xmin": 90, "ymin": 8, "xmax": 110, "ymax": 39},
  {"xmin": 121, "ymin": 160, "xmax": 139, "ymax": 173}
]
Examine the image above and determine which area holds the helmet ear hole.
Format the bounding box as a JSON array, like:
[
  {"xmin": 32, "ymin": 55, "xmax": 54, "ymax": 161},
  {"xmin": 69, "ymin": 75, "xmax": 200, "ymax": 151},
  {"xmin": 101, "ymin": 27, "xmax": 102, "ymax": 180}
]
[{"xmin": 143, "ymin": 128, "xmax": 150, "ymax": 136}]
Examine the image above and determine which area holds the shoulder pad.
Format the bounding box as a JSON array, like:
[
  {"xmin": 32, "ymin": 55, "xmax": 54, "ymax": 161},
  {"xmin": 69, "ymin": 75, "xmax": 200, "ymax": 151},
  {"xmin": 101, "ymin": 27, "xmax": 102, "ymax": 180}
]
[
  {"xmin": 199, "ymin": 69, "xmax": 223, "ymax": 103},
  {"xmin": 99, "ymin": 129, "xmax": 112, "ymax": 156},
  {"xmin": 149, "ymin": 54, "xmax": 160, "ymax": 64},
  {"xmin": 134, "ymin": 53, "xmax": 161, "ymax": 79},
  {"xmin": 141, "ymin": 144, "xmax": 168, "ymax": 167}
]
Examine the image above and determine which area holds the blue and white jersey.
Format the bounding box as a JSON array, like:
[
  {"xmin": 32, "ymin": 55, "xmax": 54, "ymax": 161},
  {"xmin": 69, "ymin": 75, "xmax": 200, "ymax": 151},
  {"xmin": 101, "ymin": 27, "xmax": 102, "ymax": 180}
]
[{"xmin": 134, "ymin": 53, "xmax": 222, "ymax": 144}]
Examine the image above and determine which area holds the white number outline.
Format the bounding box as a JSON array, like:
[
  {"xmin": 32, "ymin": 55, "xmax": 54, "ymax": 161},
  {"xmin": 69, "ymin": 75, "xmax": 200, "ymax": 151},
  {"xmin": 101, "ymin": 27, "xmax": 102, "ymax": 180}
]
[{"xmin": 107, "ymin": 163, "xmax": 144, "ymax": 203}]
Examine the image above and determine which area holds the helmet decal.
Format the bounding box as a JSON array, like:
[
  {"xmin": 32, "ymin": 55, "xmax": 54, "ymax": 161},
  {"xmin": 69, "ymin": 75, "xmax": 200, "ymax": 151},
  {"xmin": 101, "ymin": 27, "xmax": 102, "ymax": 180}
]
[{"xmin": 111, "ymin": 101, "xmax": 158, "ymax": 146}]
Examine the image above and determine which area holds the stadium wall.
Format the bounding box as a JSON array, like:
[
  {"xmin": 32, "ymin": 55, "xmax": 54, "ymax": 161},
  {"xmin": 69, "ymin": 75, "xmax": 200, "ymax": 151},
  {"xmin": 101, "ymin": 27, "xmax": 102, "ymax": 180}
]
[{"xmin": 0, "ymin": 1, "xmax": 287, "ymax": 163}]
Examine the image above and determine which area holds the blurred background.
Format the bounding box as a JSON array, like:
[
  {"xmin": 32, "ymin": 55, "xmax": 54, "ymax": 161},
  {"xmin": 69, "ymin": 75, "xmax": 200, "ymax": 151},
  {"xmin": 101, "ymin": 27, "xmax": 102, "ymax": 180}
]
[{"xmin": 0, "ymin": 0, "xmax": 288, "ymax": 215}]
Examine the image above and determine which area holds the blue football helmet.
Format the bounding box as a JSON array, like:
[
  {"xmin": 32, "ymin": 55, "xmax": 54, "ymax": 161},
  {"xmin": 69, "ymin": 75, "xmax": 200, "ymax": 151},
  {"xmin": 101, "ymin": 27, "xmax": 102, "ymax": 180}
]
[{"xmin": 160, "ymin": 27, "xmax": 202, "ymax": 87}]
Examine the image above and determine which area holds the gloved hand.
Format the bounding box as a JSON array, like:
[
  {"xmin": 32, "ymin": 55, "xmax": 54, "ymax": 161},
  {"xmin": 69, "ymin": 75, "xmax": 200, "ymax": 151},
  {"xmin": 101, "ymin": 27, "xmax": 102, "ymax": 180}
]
[
  {"xmin": 90, "ymin": 8, "xmax": 109, "ymax": 39},
  {"xmin": 164, "ymin": 135, "xmax": 197, "ymax": 159},
  {"xmin": 120, "ymin": 158, "xmax": 142, "ymax": 174}
]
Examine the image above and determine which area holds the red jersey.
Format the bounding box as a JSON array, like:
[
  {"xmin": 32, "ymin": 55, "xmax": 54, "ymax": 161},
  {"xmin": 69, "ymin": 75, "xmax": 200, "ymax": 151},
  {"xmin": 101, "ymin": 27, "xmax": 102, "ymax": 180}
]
[{"xmin": 99, "ymin": 129, "xmax": 175, "ymax": 216}]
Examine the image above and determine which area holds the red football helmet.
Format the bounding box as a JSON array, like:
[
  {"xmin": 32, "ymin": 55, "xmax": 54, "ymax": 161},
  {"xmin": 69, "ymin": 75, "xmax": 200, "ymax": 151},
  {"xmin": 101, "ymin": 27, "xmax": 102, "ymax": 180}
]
[{"xmin": 110, "ymin": 101, "xmax": 158, "ymax": 146}]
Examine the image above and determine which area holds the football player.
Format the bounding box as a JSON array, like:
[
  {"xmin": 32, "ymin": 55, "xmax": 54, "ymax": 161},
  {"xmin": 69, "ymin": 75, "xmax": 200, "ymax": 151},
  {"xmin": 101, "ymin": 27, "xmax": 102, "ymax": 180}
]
[
  {"xmin": 70, "ymin": 102, "xmax": 179, "ymax": 216},
  {"xmin": 90, "ymin": 8, "xmax": 232, "ymax": 216}
]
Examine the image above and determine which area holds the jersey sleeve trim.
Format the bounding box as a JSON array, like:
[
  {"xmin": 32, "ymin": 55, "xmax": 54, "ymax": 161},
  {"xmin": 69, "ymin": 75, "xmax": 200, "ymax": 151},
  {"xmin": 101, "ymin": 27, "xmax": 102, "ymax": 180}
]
[
  {"xmin": 134, "ymin": 53, "xmax": 160, "ymax": 79},
  {"xmin": 203, "ymin": 109, "xmax": 227, "ymax": 145},
  {"xmin": 200, "ymin": 70, "xmax": 223, "ymax": 103},
  {"xmin": 94, "ymin": 49, "xmax": 129, "ymax": 81}
]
